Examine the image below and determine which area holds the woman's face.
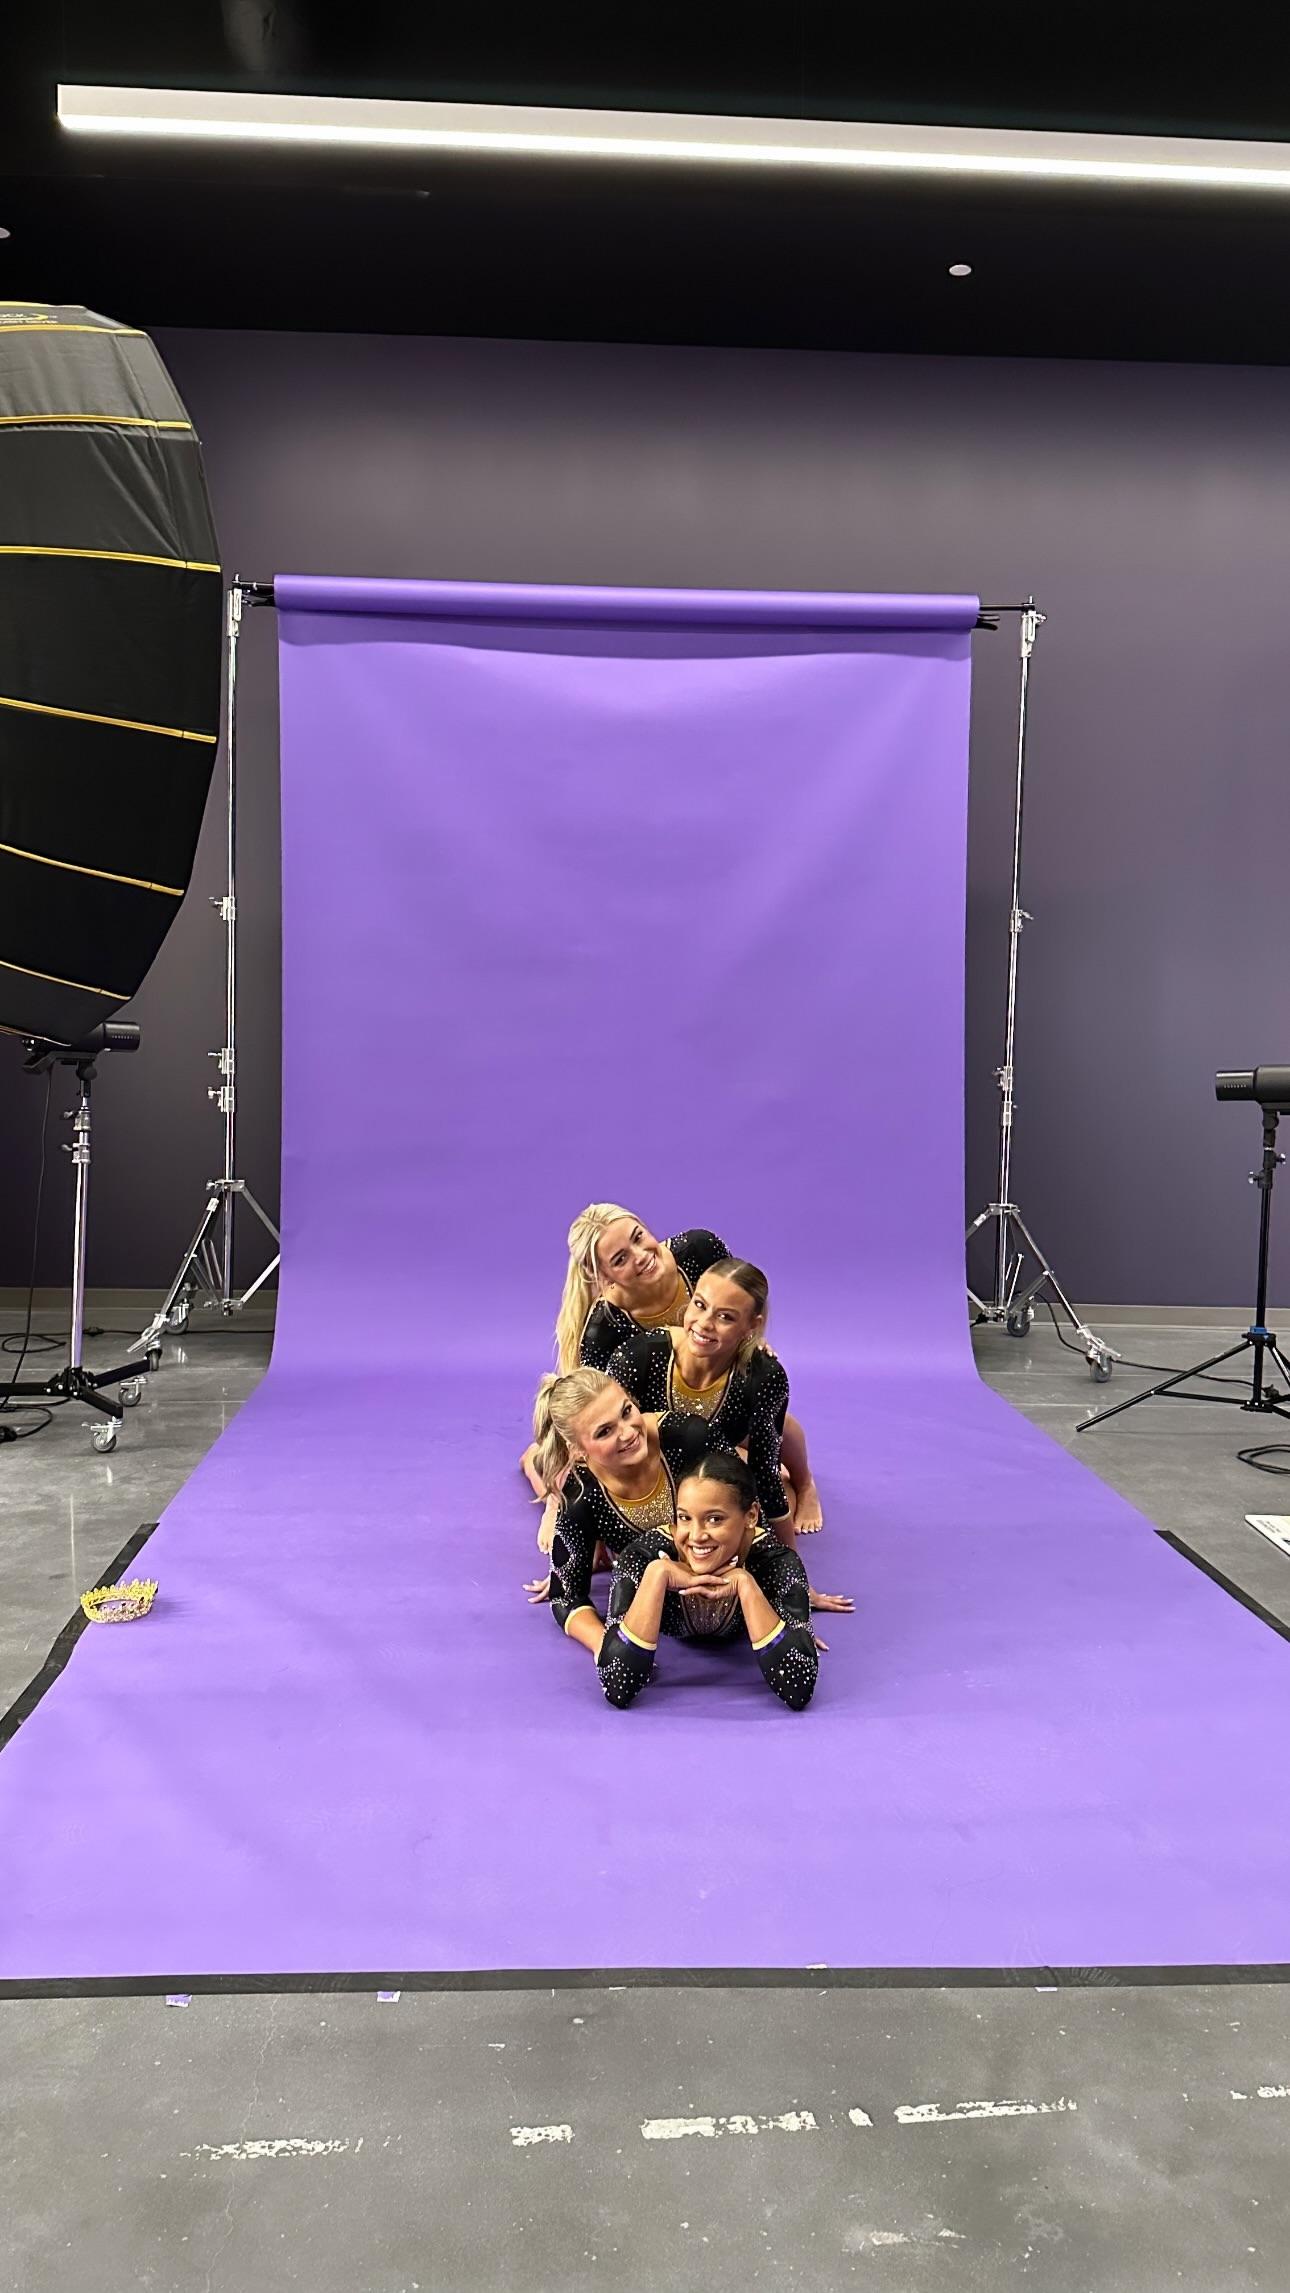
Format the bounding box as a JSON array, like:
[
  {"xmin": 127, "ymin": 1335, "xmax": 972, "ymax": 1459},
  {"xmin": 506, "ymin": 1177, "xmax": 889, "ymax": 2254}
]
[
  {"xmin": 570, "ymin": 1382, "xmax": 650, "ymax": 1477},
  {"xmin": 595, "ymin": 1216, "xmax": 665, "ymax": 1301},
  {"xmin": 673, "ymin": 1475, "xmax": 755, "ymax": 1575},
  {"xmin": 682, "ymin": 1271, "xmax": 760, "ymax": 1372}
]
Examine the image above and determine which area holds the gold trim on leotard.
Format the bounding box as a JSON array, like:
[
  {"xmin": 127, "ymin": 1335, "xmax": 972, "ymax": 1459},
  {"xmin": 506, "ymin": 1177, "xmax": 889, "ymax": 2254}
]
[
  {"xmin": 667, "ymin": 1340, "xmax": 731, "ymax": 1422},
  {"xmin": 607, "ymin": 1465, "xmax": 675, "ymax": 1533},
  {"xmin": 633, "ymin": 1269, "xmax": 690, "ymax": 1330}
]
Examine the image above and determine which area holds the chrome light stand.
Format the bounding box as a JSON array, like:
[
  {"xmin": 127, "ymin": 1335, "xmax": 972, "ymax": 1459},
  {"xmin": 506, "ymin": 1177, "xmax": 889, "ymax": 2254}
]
[
  {"xmin": 967, "ymin": 601, "xmax": 1116, "ymax": 1382},
  {"xmin": 135, "ymin": 579, "xmax": 279, "ymax": 1360}
]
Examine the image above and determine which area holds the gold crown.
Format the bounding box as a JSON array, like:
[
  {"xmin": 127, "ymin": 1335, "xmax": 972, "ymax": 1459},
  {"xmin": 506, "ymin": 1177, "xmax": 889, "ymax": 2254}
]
[{"xmin": 80, "ymin": 1577, "xmax": 158, "ymax": 1625}]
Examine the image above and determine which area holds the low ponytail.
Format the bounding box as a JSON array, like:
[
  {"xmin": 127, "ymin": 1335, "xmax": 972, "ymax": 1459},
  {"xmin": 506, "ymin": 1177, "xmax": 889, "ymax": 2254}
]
[
  {"xmin": 531, "ymin": 1366, "xmax": 619, "ymax": 1498},
  {"xmin": 553, "ymin": 1201, "xmax": 637, "ymax": 1371}
]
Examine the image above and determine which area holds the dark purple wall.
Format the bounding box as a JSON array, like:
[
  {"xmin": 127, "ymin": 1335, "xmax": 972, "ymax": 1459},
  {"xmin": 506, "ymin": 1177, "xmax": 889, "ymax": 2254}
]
[{"xmin": 4, "ymin": 330, "xmax": 1288, "ymax": 1306}]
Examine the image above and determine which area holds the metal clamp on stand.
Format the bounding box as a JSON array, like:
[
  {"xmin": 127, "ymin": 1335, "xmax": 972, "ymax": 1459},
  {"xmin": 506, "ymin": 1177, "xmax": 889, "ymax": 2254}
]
[
  {"xmin": 966, "ymin": 600, "xmax": 1117, "ymax": 1383},
  {"xmin": 7, "ymin": 1026, "xmax": 149, "ymax": 1452},
  {"xmin": 136, "ymin": 578, "xmax": 280, "ymax": 1358}
]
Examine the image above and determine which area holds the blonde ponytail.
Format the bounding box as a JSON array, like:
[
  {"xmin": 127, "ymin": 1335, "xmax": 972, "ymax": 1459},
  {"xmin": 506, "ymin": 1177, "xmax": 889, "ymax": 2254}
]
[
  {"xmin": 531, "ymin": 1367, "xmax": 619, "ymax": 1497},
  {"xmin": 553, "ymin": 1201, "xmax": 637, "ymax": 1371}
]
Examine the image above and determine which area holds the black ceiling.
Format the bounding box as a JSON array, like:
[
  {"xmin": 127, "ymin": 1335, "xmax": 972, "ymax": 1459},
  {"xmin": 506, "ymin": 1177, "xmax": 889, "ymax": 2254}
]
[{"xmin": 7, "ymin": 5, "xmax": 1290, "ymax": 362}]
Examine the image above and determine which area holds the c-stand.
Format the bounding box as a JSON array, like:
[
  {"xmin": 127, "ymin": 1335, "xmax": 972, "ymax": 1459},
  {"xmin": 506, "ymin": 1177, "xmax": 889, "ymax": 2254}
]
[{"xmin": 4, "ymin": 1024, "xmax": 151, "ymax": 1453}]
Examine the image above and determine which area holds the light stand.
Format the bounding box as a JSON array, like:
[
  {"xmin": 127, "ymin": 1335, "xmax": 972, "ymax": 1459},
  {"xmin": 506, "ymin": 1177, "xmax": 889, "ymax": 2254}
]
[
  {"xmin": 966, "ymin": 600, "xmax": 1117, "ymax": 1383},
  {"xmin": 135, "ymin": 579, "xmax": 280, "ymax": 1358},
  {"xmin": 6, "ymin": 1026, "xmax": 149, "ymax": 1453},
  {"xmin": 1078, "ymin": 1102, "xmax": 1290, "ymax": 1435}
]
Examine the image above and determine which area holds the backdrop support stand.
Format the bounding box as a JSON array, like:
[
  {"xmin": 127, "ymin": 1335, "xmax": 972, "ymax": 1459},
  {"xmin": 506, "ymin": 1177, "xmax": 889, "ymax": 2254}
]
[
  {"xmin": 966, "ymin": 601, "xmax": 1117, "ymax": 1383},
  {"xmin": 135, "ymin": 579, "xmax": 279, "ymax": 1359}
]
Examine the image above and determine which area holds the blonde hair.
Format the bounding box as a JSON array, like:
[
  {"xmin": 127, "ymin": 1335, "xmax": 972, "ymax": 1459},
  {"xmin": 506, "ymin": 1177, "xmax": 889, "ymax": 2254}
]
[
  {"xmin": 531, "ymin": 1367, "xmax": 619, "ymax": 1497},
  {"xmin": 702, "ymin": 1256, "xmax": 770, "ymax": 1370},
  {"xmin": 554, "ymin": 1202, "xmax": 638, "ymax": 1372}
]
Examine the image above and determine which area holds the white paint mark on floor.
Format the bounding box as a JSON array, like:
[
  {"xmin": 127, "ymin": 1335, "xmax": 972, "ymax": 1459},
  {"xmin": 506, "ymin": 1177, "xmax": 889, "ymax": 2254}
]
[
  {"xmin": 641, "ymin": 2110, "xmax": 817, "ymax": 2142},
  {"xmin": 1231, "ymin": 2085, "xmax": 1290, "ymax": 2102},
  {"xmin": 847, "ymin": 2107, "xmax": 874, "ymax": 2128},
  {"xmin": 187, "ymin": 2137, "xmax": 355, "ymax": 2161},
  {"xmin": 844, "ymin": 2221, "xmax": 968, "ymax": 2255},
  {"xmin": 510, "ymin": 2124, "xmax": 573, "ymax": 2148},
  {"xmin": 894, "ymin": 2097, "xmax": 1077, "ymax": 2126}
]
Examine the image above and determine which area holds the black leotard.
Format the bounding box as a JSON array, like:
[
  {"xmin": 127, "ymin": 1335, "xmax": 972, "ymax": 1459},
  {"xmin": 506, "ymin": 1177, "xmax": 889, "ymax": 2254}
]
[
  {"xmin": 597, "ymin": 1529, "xmax": 818, "ymax": 1711},
  {"xmin": 579, "ymin": 1228, "xmax": 727, "ymax": 1371},
  {"xmin": 607, "ymin": 1329, "xmax": 791, "ymax": 1524},
  {"xmin": 547, "ymin": 1412, "xmax": 720, "ymax": 1634}
]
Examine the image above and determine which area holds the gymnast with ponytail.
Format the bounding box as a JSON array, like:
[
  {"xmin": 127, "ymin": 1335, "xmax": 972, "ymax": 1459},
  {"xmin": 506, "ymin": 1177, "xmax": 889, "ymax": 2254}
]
[
  {"xmin": 528, "ymin": 1368, "xmax": 721, "ymax": 1658},
  {"xmin": 607, "ymin": 1256, "xmax": 791, "ymax": 1531},
  {"xmin": 522, "ymin": 1203, "xmax": 825, "ymax": 1536}
]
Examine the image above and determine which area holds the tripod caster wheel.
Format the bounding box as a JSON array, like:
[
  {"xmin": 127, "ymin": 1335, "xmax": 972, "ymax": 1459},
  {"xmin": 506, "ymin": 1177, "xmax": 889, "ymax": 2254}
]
[
  {"xmin": 119, "ymin": 1379, "xmax": 143, "ymax": 1408},
  {"xmin": 1005, "ymin": 1304, "xmax": 1034, "ymax": 1338},
  {"xmin": 167, "ymin": 1305, "xmax": 190, "ymax": 1336},
  {"xmin": 146, "ymin": 1346, "xmax": 162, "ymax": 1374},
  {"xmin": 90, "ymin": 1421, "xmax": 118, "ymax": 1455},
  {"xmin": 1088, "ymin": 1350, "xmax": 1114, "ymax": 1384}
]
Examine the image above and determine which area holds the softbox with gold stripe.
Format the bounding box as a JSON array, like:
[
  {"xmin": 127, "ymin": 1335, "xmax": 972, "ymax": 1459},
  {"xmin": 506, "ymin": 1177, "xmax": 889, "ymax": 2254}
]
[{"xmin": 0, "ymin": 300, "xmax": 222, "ymax": 1043}]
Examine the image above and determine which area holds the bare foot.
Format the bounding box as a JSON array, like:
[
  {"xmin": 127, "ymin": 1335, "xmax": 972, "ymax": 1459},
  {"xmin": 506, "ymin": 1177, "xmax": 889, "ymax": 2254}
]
[{"xmin": 795, "ymin": 1477, "xmax": 824, "ymax": 1534}]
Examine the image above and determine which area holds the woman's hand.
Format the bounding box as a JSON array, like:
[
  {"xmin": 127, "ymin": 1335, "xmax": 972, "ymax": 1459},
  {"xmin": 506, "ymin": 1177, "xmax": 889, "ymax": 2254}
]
[
  {"xmin": 524, "ymin": 1573, "xmax": 552, "ymax": 1604},
  {"xmin": 652, "ymin": 1554, "xmax": 736, "ymax": 1599},
  {"xmin": 808, "ymin": 1586, "xmax": 853, "ymax": 1614}
]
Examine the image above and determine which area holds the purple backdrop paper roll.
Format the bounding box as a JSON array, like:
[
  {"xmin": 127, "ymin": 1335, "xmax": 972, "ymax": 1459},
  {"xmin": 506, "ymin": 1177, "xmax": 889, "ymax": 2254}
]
[
  {"xmin": 272, "ymin": 572, "xmax": 981, "ymax": 632},
  {"xmin": 2, "ymin": 576, "xmax": 1289, "ymax": 1984}
]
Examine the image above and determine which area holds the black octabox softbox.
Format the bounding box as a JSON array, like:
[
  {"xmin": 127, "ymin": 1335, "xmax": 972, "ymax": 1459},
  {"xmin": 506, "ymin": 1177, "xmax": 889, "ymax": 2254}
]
[{"xmin": 0, "ymin": 300, "xmax": 222, "ymax": 1043}]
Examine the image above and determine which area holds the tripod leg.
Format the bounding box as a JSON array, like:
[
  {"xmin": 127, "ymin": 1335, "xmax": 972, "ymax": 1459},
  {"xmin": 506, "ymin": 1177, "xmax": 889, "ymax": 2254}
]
[
  {"xmin": 240, "ymin": 1187, "xmax": 281, "ymax": 1245},
  {"xmin": 133, "ymin": 1192, "xmax": 224, "ymax": 1354},
  {"xmin": 1262, "ymin": 1347, "xmax": 1290, "ymax": 1417},
  {"xmin": 1077, "ymin": 1339, "xmax": 1251, "ymax": 1431},
  {"xmin": 236, "ymin": 1254, "xmax": 280, "ymax": 1307},
  {"xmin": 1005, "ymin": 1213, "xmax": 1118, "ymax": 1362}
]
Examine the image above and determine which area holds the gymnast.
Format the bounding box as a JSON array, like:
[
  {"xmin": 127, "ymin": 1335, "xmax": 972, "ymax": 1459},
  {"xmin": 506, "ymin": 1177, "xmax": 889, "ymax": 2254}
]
[
  {"xmin": 523, "ymin": 1202, "xmax": 823, "ymax": 1533},
  {"xmin": 598, "ymin": 1451, "xmax": 819, "ymax": 1711},
  {"xmin": 529, "ymin": 1368, "xmax": 723, "ymax": 1657},
  {"xmin": 607, "ymin": 1256, "xmax": 794, "ymax": 1541}
]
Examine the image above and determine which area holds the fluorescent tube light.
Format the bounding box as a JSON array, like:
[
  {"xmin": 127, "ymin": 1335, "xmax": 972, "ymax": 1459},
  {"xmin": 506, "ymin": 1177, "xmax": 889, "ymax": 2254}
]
[{"xmin": 55, "ymin": 85, "xmax": 1290, "ymax": 193}]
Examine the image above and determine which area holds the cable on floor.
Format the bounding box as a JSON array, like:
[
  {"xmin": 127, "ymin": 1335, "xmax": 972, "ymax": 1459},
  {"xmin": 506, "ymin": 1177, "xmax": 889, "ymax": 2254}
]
[{"xmin": 1040, "ymin": 1296, "xmax": 1255, "ymax": 1387}]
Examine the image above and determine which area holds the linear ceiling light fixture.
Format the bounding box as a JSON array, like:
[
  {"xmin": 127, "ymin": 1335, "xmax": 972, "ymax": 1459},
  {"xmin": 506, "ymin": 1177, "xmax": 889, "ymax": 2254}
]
[{"xmin": 56, "ymin": 85, "xmax": 1290, "ymax": 193}]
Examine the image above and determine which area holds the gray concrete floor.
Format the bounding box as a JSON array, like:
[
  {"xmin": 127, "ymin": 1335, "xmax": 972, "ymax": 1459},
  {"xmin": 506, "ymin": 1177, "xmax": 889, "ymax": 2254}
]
[{"xmin": 3, "ymin": 1312, "xmax": 1290, "ymax": 2293}]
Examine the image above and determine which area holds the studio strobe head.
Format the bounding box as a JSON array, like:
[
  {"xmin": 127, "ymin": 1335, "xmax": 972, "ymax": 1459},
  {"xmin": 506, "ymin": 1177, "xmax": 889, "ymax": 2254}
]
[{"xmin": 1216, "ymin": 1068, "xmax": 1290, "ymax": 1109}]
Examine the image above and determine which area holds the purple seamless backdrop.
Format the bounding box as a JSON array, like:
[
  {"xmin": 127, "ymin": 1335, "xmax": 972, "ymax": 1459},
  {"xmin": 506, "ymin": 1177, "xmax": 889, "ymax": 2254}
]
[
  {"xmin": 274, "ymin": 582, "xmax": 978, "ymax": 1371},
  {"xmin": 3, "ymin": 577, "xmax": 1290, "ymax": 1983}
]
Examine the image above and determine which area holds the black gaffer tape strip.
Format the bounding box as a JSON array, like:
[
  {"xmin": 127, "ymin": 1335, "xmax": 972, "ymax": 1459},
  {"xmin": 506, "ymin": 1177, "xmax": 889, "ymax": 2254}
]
[
  {"xmin": 5, "ymin": 1963, "xmax": 1290, "ymax": 2003},
  {"xmin": 0, "ymin": 1519, "xmax": 159, "ymax": 1757},
  {"xmin": 1155, "ymin": 1529, "xmax": 1290, "ymax": 1643}
]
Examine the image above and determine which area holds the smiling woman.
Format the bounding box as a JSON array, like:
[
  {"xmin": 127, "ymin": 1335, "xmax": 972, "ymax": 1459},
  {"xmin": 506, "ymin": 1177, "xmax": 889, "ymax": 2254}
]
[
  {"xmin": 529, "ymin": 1368, "xmax": 724, "ymax": 1659},
  {"xmin": 597, "ymin": 1452, "xmax": 822, "ymax": 1711}
]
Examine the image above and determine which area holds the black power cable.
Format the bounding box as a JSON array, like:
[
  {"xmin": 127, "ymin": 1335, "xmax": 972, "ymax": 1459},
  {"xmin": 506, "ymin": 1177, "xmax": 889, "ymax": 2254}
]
[
  {"xmin": 1039, "ymin": 1296, "xmax": 1254, "ymax": 1388},
  {"xmin": 1037, "ymin": 1300, "xmax": 1290, "ymax": 1473}
]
